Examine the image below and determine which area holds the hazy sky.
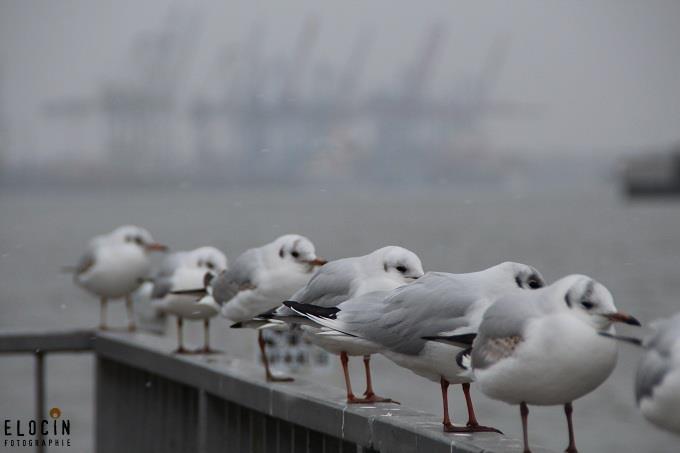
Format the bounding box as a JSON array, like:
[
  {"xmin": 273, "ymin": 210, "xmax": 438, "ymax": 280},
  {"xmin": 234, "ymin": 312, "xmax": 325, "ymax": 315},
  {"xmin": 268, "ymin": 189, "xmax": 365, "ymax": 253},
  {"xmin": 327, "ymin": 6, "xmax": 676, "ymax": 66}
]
[{"xmin": 1, "ymin": 0, "xmax": 680, "ymax": 162}]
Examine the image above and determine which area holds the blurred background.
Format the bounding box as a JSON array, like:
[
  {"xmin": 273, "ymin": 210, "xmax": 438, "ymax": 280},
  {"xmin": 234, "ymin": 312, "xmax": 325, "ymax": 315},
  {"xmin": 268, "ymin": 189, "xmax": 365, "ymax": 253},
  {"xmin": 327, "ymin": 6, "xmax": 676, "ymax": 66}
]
[{"xmin": 1, "ymin": 1, "xmax": 680, "ymax": 452}]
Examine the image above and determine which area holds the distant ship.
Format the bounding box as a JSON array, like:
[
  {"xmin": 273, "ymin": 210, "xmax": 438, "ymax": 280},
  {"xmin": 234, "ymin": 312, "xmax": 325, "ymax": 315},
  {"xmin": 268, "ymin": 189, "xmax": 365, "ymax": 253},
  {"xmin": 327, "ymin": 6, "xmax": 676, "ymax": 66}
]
[{"xmin": 624, "ymin": 144, "xmax": 680, "ymax": 197}]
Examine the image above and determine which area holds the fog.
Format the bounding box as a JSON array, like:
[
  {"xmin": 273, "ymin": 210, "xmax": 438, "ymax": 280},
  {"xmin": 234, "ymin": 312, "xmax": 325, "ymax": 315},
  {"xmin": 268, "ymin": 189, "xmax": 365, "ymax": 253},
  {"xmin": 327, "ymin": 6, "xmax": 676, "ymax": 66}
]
[{"xmin": 1, "ymin": 0, "xmax": 680, "ymax": 186}]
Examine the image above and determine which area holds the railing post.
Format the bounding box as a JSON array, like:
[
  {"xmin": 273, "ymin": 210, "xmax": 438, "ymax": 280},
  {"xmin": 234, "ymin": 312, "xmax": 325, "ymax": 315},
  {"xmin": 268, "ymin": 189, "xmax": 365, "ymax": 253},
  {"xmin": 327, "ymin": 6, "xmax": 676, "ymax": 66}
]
[
  {"xmin": 35, "ymin": 351, "xmax": 45, "ymax": 453},
  {"xmin": 198, "ymin": 389, "xmax": 208, "ymax": 453}
]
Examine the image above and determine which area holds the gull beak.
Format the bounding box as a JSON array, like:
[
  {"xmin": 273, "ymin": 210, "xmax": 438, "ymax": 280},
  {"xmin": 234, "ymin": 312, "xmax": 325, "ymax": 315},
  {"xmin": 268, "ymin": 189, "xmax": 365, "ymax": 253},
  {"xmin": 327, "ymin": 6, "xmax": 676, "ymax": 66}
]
[
  {"xmin": 306, "ymin": 258, "xmax": 327, "ymax": 266},
  {"xmin": 145, "ymin": 243, "xmax": 168, "ymax": 252},
  {"xmin": 405, "ymin": 275, "xmax": 422, "ymax": 281},
  {"xmin": 603, "ymin": 312, "xmax": 641, "ymax": 326}
]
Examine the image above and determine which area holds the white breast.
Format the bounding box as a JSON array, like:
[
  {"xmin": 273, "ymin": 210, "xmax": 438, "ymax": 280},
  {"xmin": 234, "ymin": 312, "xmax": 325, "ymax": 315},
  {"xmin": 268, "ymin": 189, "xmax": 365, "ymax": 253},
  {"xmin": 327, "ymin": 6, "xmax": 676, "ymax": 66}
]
[
  {"xmin": 78, "ymin": 244, "xmax": 150, "ymax": 299},
  {"xmin": 475, "ymin": 314, "xmax": 618, "ymax": 406}
]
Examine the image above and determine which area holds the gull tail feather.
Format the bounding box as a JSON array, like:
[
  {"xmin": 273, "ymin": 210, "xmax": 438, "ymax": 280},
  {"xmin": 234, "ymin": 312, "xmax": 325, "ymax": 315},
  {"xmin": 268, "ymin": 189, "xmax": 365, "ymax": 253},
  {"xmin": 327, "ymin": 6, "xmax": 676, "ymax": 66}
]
[{"xmin": 283, "ymin": 301, "xmax": 356, "ymax": 337}]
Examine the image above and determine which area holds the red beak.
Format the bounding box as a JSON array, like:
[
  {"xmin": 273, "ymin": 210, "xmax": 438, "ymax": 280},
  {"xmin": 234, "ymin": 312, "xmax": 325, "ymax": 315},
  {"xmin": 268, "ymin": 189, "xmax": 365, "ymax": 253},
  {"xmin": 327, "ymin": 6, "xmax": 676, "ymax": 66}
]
[
  {"xmin": 306, "ymin": 258, "xmax": 327, "ymax": 266},
  {"xmin": 604, "ymin": 312, "xmax": 641, "ymax": 326},
  {"xmin": 145, "ymin": 243, "xmax": 168, "ymax": 252}
]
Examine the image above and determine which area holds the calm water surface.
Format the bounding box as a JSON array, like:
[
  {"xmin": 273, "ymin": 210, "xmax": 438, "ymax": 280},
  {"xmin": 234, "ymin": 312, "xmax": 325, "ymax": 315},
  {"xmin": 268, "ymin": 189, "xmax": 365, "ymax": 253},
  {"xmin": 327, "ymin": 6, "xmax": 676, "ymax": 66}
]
[{"xmin": 1, "ymin": 186, "xmax": 679, "ymax": 452}]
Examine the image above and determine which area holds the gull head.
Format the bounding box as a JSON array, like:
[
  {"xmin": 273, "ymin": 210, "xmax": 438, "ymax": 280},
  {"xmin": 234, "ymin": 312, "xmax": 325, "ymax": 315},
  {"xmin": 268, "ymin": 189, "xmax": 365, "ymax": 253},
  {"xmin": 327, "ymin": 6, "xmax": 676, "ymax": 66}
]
[
  {"xmin": 560, "ymin": 275, "xmax": 640, "ymax": 330},
  {"xmin": 275, "ymin": 234, "xmax": 326, "ymax": 269},
  {"xmin": 376, "ymin": 246, "xmax": 425, "ymax": 283},
  {"xmin": 496, "ymin": 261, "xmax": 545, "ymax": 290},
  {"xmin": 188, "ymin": 246, "xmax": 228, "ymax": 273},
  {"xmin": 110, "ymin": 225, "xmax": 167, "ymax": 253}
]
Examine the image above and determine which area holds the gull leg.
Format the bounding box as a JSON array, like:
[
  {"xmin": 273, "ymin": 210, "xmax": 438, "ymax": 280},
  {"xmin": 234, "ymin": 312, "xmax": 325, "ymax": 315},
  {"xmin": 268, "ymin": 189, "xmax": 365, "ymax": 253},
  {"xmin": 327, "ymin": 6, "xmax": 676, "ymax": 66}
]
[
  {"xmin": 564, "ymin": 402, "xmax": 577, "ymax": 453},
  {"xmin": 352, "ymin": 355, "xmax": 398, "ymax": 404},
  {"xmin": 197, "ymin": 319, "xmax": 219, "ymax": 354},
  {"xmin": 520, "ymin": 402, "xmax": 531, "ymax": 453},
  {"xmin": 341, "ymin": 352, "xmax": 361, "ymax": 403},
  {"xmin": 125, "ymin": 296, "xmax": 136, "ymax": 332},
  {"xmin": 259, "ymin": 330, "xmax": 293, "ymax": 382},
  {"xmin": 461, "ymin": 383, "xmax": 502, "ymax": 433},
  {"xmin": 174, "ymin": 317, "xmax": 190, "ymax": 354},
  {"xmin": 99, "ymin": 298, "xmax": 108, "ymax": 330},
  {"xmin": 441, "ymin": 377, "xmax": 457, "ymax": 432}
]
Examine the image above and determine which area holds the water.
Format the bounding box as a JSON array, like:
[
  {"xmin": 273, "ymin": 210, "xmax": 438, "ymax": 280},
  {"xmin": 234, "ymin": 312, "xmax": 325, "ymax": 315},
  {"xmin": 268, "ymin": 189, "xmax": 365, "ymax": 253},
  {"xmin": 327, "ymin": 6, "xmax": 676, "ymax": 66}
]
[{"xmin": 1, "ymin": 185, "xmax": 679, "ymax": 452}]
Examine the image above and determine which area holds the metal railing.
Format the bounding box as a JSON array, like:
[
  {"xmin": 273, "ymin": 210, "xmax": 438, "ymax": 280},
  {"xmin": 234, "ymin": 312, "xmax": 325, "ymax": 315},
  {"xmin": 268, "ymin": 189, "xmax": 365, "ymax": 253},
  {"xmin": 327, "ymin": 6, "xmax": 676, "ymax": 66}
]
[{"xmin": 0, "ymin": 330, "xmax": 546, "ymax": 453}]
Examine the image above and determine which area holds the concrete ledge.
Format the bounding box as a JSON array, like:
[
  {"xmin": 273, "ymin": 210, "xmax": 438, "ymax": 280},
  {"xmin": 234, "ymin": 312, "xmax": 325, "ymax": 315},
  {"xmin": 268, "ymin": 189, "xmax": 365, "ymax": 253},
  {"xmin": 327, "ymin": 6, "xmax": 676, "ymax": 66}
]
[
  {"xmin": 94, "ymin": 331, "xmax": 553, "ymax": 453},
  {"xmin": 0, "ymin": 329, "xmax": 96, "ymax": 353}
]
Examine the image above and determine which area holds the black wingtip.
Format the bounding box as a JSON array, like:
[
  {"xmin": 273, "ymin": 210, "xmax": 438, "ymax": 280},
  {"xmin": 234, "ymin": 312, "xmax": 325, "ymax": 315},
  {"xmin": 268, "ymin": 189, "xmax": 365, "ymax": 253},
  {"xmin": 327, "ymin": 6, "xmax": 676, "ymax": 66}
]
[
  {"xmin": 422, "ymin": 333, "xmax": 477, "ymax": 347},
  {"xmin": 598, "ymin": 331, "xmax": 643, "ymax": 346},
  {"xmin": 284, "ymin": 301, "xmax": 340, "ymax": 319},
  {"xmin": 257, "ymin": 307, "xmax": 279, "ymax": 319},
  {"xmin": 169, "ymin": 288, "xmax": 207, "ymax": 297}
]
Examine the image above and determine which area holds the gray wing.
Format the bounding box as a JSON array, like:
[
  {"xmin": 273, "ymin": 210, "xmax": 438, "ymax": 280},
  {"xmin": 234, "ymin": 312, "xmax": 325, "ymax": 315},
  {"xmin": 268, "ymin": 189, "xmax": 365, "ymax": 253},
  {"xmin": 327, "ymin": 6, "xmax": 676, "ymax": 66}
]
[
  {"xmin": 211, "ymin": 249, "xmax": 260, "ymax": 304},
  {"xmin": 73, "ymin": 249, "xmax": 96, "ymax": 276},
  {"xmin": 272, "ymin": 258, "xmax": 357, "ymax": 318},
  {"xmin": 292, "ymin": 259, "xmax": 357, "ymax": 306},
  {"xmin": 635, "ymin": 314, "xmax": 680, "ymax": 403},
  {"xmin": 150, "ymin": 253, "xmax": 186, "ymax": 299},
  {"xmin": 471, "ymin": 294, "xmax": 536, "ymax": 370},
  {"xmin": 151, "ymin": 276, "xmax": 174, "ymax": 299},
  {"xmin": 334, "ymin": 272, "xmax": 489, "ymax": 355}
]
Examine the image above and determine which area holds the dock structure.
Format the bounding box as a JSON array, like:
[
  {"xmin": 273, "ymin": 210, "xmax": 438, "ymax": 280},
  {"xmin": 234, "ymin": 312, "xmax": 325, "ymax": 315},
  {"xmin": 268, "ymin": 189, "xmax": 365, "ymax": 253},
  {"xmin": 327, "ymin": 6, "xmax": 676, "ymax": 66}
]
[{"xmin": 0, "ymin": 330, "xmax": 552, "ymax": 453}]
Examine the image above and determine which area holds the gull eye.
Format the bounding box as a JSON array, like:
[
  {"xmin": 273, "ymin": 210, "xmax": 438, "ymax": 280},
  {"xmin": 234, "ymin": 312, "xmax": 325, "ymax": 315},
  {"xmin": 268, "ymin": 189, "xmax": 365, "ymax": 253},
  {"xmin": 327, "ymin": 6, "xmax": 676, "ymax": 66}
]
[
  {"xmin": 206, "ymin": 261, "xmax": 215, "ymax": 270},
  {"xmin": 581, "ymin": 301, "xmax": 595, "ymax": 310},
  {"xmin": 528, "ymin": 279, "xmax": 541, "ymax": 289},
  {"xmin": 291, "ymin": 251, "xmax": 300, "ymax": 258},
  {"xmin": 396, "ymin": 265, "xmax": 407, "ymax": 273},
  {"xmin": 134, "ymin": 236, "xmax": 144, "ymax": 245}
]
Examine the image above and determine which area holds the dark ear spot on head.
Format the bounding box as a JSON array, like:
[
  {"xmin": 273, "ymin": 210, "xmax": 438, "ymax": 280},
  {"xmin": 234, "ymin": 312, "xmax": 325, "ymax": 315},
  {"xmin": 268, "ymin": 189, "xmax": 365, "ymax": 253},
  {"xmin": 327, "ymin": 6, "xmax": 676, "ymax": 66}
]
[
  {"xmin": 384, "ymin": 263, "xmax": 389, "ymax": 272},
  {"xmin": 279, "ymin": 247, "xmax": 285, "ymax": 258},
  {"xmin": 564, "ymin": 292, "xmax": 572, "ymax": 308},
  {"xmin": 515, "ymin": 276, "xmax": 522, "ymax": 288}
]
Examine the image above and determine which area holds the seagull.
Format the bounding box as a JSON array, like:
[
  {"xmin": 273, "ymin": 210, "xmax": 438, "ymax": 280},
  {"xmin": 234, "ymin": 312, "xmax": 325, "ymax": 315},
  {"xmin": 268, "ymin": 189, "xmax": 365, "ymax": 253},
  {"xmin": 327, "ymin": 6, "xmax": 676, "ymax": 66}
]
[
  {"xmin": 635, "ymin": 311, "xmax": 680, "ymax": 435},
  {"xmin": 273, "ymin": 246, "xmax": 424, "ymax": 403},
  {"xmin": 467, "ymin": 274, "xmax": 641, "ymax": 453},
  {"xmin": 152, "ymin": 247, "xmax": 228, "ymax": 353},
  {"xmin": 175, "ymin": 234, "xmax": 326, "ymax": 381},
  {"xmin": 66, "ymin": 225, "xmax": 167, "ymax": 331},
  {"xmin": 288, "ymin": 261, "xmax": 544, "ymax": 432}
]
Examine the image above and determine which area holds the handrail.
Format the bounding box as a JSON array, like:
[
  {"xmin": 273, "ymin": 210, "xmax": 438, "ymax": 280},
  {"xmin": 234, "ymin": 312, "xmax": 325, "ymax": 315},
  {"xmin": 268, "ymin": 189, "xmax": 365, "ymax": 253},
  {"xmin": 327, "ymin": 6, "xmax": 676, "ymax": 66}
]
[{"xmin": 0, "ymin": 330, "xmax": 553, "ymax": 453}]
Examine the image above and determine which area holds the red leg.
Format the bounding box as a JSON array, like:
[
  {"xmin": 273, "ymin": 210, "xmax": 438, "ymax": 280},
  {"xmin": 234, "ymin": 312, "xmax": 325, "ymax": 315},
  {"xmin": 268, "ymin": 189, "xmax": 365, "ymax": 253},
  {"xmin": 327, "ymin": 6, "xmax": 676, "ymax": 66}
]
[
  {"xmin": 196, "ymin": 319, "xmax": 219, "ymax": 354},
  {"xmin": 174, "ymin": 317, "xmax": 190, "ymax": 354},
  {"xmin": 359, "ymin": 355, "xmax": 398, "ymax": 404},
  {"xmin": 259, "ymin": 330, "xmax": 293, "ymax": 382},
  {"xmin": 461, "ymin": 383, "xmax": 502, "ymax": 433},
  {"xmin": 564, "ymin": 402, "xmax": 577, "ymax": 453},
  {"xmin": 340, "ymin": 352, "xmax": 360, "ymax": 403},
  {"xmin": 521, "ymin": 402, "xmax": 531, "ymax": 453}
]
